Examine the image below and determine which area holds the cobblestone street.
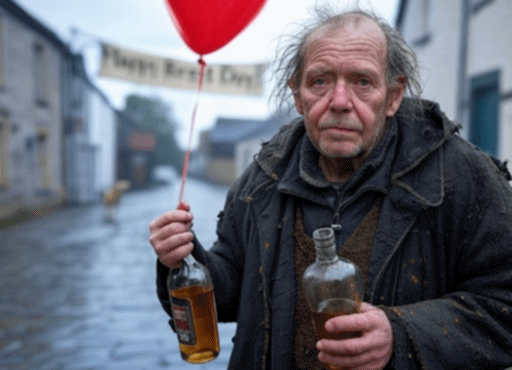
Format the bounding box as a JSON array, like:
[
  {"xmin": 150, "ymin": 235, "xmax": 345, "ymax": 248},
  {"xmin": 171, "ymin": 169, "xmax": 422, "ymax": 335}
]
[{"xmin": 0, "ymin": 168, "xmax": 236, "ymax": 370}]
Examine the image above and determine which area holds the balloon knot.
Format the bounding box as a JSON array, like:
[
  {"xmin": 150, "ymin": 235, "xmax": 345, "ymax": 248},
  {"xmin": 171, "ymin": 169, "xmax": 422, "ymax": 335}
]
[{"xmin": 198, "ymin": 57, "xmax": 206, "ymax": 67}]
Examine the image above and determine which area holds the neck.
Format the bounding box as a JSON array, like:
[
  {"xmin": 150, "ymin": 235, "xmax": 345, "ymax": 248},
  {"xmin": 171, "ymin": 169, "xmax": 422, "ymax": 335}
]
[{"xmin": 319, "ymin": 155, "xmax": 364, "ymax": 183}]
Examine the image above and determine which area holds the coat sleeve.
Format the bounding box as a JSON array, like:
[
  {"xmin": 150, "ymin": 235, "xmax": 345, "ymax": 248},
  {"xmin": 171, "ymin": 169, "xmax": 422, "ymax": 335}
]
[
  {"xmin": 156, "ymin": 174, "xmax": 250, "ymax": 327},
  {"xmin": 382, "ymin": 143, "xmax": 512, "ymax": 369}
]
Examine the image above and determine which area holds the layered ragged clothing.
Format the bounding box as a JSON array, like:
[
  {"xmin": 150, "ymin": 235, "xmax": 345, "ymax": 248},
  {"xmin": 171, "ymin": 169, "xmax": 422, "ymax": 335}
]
[{"xmin": 157, "ymin": 99, "xmax": 512, "ymax": 369}]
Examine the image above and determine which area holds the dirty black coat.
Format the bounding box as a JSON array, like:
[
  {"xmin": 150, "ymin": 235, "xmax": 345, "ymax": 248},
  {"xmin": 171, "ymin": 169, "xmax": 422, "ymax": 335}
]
[{"xmin": 157, "ymin": 100, "xmax": 512, "ymax": 369}]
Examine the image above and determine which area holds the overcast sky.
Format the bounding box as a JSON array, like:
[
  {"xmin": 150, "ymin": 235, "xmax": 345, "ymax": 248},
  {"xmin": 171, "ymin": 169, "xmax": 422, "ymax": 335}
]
[{"xmin": 14, "ymin": 0, "xmax": 400, "ymax": 148}]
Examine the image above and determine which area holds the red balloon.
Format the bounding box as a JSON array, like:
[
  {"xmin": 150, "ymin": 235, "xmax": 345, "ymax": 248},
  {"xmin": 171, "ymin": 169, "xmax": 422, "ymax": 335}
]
[{"xmin": 165, "ymin": 0, "xmax": 267, "ymax": 55}]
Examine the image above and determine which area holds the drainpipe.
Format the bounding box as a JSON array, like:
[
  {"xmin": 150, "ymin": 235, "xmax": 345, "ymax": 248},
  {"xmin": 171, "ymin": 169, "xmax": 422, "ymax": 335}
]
[{"xmin": 455, "ymin": 0, "xmax": 470, "ymax": 130}]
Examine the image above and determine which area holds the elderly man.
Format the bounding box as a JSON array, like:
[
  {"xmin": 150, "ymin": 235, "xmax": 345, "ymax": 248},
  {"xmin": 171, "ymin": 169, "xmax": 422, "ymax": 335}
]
[{"xmin": 149, "ymin": 8, "xmax": 512, "ymax": 370}]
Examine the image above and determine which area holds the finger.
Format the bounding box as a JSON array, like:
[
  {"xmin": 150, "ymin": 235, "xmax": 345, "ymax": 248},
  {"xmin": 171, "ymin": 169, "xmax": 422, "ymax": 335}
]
[
  {"xmin": 156, "ymin": 220, "xmax": 193, "ymax": 241},
  {"xmin": 159, "ymin": 242, "xmax": 194, "ymax": 268},
  {"xmin": 150, "ymin": 226, "xmax": 194, "ymax": 263},
  {"xmin": 318, "ymin": 335, "xmax": 369, "ymax": 357},
  {"xmin": 156, "ymin": 231, "xmax": 194, "ymax": 265},
  {"xmin": 325, "ymin": 313, "xmax": 371, "ymax": 334},
  {"xmin": 318, "ymin": 348, "xmax": 387, "ymax": 370},
  {"xmin": 318, "ymin": 322, "xmax": 388, "ymax": 356},
  {"xmin": 149, "ymin": 221, "xmax": 191, "ymax": 253},
  {"xmin": 150, "ymin": 210, "xmax": 193, "ymax": 231},
  {"xmin": 177, "ymin": 201, "xmax": 190, "ymax": 211},
  {"xmin": 149, "ymin": 212, "xmax": 171, "ymax": 231},
  {"xmin": 164, "ymin": 230, "xmax": 194, "ymax": 249},
  {"xmin": 325, "ymin": 305, "xmax": 392, "ymax": 350},
  {"xmin": 318, "ymin": 336, "xmax": 390, "ymax": 368},
  {"xmin": 152, "ymin": 229, "xmax": 194, "ymax": 255},
  {"xmin": 325, "ymin": 303, "xmax": 377, "ymax": 333},
  {"xmin": 318, "ymin": 321, "xmax": 392, "ymax": 357}
]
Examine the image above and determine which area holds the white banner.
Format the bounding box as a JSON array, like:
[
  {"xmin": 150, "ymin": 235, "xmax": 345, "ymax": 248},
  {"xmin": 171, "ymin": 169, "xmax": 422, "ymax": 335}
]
[{"xmin": 99, "ymin": 43, "xmax": 266, "ymax": 96}]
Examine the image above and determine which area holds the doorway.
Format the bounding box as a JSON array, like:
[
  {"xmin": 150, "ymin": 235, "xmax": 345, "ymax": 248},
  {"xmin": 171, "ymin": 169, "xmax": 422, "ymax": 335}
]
[{"xmin": 470, "ymin": 70, "xmax": 500, "ymax": 156}]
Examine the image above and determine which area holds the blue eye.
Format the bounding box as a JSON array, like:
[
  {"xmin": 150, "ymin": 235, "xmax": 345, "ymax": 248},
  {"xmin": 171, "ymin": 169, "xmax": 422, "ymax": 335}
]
[
  {"xmin": 314, "ymin": 77, "xmax": 327, "ymax": 86},
  {"xmin": 358, "ymin": 78, "xmax": 370, "ymax": 86},
  {"xmin": 306, "ymin": 72, "xmax": 333, "ymax": 94}
]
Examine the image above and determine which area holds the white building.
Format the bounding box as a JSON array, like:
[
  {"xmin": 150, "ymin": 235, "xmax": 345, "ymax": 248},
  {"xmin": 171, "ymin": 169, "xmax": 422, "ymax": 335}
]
[
  {"xmin": 90, "ymin": 88, "xmax": 117, "ymax": 198},
  {"xmin": 396, "ymin": 0, "xmax": 512, "ymax": 162},
  {"xmin": 63, "ymin": 56, "xmax": 117, "ymax": 204},
  {"xmin": 0, "ymin": 0, "xmax": 67, "ymax": 219},
  {"xmin": 0, "ymin": 0, "xmax": 119, "ymax": 223},
  {"xmin": 192, "ymin": 111, "xmax": 294, "ymax": 184},
  {"xmin": 235, "ymin": 111, "xmax": 296, "ymax": 178}
]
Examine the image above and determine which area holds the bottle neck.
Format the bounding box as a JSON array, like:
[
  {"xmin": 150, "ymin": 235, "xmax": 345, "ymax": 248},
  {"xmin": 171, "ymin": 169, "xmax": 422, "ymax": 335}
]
[
  {"xmin": 315, "ymin": 245, "xmax": 339, "ymax": 264},
  {"xmin": 184, "ymin": 254, "xmax": 196, "ymax": 265}
]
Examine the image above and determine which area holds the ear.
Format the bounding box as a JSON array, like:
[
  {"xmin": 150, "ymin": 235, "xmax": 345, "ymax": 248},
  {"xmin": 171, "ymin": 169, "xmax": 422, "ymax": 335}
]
[
  {"xmin": 385, "ymin": 76, "xmax": 407, "ymax": 117},
  {"xmin": 288, "ymin": 78, "xmax": 304, "ymax": 115}
]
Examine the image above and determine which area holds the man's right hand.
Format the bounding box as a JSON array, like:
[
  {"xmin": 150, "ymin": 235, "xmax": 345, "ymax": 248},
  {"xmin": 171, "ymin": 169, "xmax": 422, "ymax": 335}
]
[{"xmin": 149, "ymin": 201, "xmax": 194, "ymax": 269}]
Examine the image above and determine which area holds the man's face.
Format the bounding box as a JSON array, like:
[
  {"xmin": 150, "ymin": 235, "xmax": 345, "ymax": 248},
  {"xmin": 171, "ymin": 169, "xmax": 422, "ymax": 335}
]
[{"xmin": 292, "ymin": 18, "xmax": 405, "ymax": 175}]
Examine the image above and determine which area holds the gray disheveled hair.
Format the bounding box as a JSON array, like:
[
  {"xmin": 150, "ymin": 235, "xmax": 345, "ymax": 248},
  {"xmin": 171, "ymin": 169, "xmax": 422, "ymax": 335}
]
[{"xmin": 271, "ymin": 6, "xmax": 422, "ymax": 111}]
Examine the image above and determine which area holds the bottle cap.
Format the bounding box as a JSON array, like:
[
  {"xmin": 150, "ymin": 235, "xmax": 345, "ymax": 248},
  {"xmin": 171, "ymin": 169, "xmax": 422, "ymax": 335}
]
[{"xmin": 312, "ymin": 227, "xmax": 335, "ymax": 248}]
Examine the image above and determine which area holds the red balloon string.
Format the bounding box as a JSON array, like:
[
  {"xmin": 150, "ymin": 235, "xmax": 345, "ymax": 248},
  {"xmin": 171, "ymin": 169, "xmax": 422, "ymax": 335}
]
[{"xmin": 178, "ymin": 56, "xmax": 207, "ymax": 205}]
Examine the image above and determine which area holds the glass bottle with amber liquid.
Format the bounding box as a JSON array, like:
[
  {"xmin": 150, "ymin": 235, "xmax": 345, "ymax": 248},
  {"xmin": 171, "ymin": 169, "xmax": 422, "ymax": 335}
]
[
  {"xmin": 302, "ymin": 227, "xmax": 364, "ymax": 369},
  {"xmin": 167, "ymin": 254, "xmax": 220, "ymax": 364}
]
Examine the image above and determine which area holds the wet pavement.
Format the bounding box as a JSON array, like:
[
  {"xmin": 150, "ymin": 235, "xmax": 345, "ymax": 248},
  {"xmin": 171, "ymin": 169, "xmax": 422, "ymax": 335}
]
[{"xmin": 0, "ymin": 167, "xmax": 236, "ymax": 370}]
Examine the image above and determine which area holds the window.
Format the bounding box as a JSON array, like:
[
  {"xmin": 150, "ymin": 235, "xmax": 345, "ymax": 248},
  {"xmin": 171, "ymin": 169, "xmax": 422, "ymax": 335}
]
[
  {"xmin": 469, "ymin": 71, "xmax": 500, "ymax": 156},
  {"xmin": 35, "ymin": 129, "xmax": 51, "ymax": 190},
  {"xmin": 0, "ymin": 17, "xmax": 5, "ymax": 88},
  {"xmin": 34, "ymin": 43, "xmax": 49, "ymax": 106},
  {"xmin": 412, "ymin": 0, "xmax": 432, "ymax": 47},
  {"xmin": 0, "ymin": 112, "xmax": 8, "ymax": 188},
  {"xmin": 70, "ymin": 77, "xmax": 83, "ymax": 107}
]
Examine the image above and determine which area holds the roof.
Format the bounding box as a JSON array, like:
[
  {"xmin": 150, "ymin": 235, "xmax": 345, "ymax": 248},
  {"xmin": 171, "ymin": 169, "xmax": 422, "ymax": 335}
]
[
  {"xmin": 1, "ymin": 0, "xmax": 71, "ymax": 55},
  {"xmin": 208, "ymin": 111, "xmax": 296, "ymax": 144},
  {"xmin": 72, "ymin": 54, "xmax": 111, "ymax": 105},
  {"xmin": 209, "ymin": 118, "xmax": 265, "ymax": 142},
  {"xmin": 2, "ymin": 1, "xmax": 115, "ymax": 111}
]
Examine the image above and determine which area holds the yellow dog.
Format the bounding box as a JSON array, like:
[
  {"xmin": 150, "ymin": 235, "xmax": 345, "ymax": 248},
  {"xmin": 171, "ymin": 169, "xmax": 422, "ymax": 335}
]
[{"xmin": 103, "ymin": 180, "xmax": 131, "ymax": 222}]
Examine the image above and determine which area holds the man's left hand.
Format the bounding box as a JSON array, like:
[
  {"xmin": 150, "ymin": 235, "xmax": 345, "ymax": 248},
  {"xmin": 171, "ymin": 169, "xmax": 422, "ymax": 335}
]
[{"xmin": 316, "ymin": 302, "xmax": 393, "ymax": 370}]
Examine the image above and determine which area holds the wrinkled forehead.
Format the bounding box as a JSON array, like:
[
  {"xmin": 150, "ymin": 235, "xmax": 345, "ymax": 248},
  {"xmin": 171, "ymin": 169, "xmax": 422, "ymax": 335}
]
[{"xmin": 306, "ymin": 13, "xmax": 387, "ymax": 55}]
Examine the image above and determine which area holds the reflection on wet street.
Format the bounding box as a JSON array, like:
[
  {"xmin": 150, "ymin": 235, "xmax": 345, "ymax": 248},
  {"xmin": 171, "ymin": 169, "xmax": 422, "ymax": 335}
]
[{"xmin": 0, "ymin": 167, "xmax": 236, "ymax": 370}]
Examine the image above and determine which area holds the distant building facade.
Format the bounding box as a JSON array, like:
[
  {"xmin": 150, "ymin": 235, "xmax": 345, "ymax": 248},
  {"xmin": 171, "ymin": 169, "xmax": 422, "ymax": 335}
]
[
  {"xmin": 194, "ymin": 112, "xmax": 294, "ymax": 184},
  {"xmin": 63, "ymin": 56, "xmax": 117, "ymax": 204},
  {"xmin": 0, "ymin": 0, "xmax": 68, "ymax": 219},
  {"xmin": 396, "ymin": 0, "xmax": 512, "ymax": 162},
  {"xmin": 202, "ymin": 117, "xmax": 263, "ymax": 184},
  {"xmin": 0, "ymin": 0, "xmax": 124, "ymax": 224},
  {"xmin": 234, "ymin": 111, "xmax": 295, "ymax": 179},
  {"xmin": 116, "ymin": 112, "xmax": 157, "ymax": 189}
]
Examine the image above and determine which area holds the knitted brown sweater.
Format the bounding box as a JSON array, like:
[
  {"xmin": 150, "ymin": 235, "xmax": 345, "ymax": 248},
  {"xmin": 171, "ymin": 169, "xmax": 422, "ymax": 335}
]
[{"xmin": 293, "ymin": 201, "xmax": 380, "ymax": 369}]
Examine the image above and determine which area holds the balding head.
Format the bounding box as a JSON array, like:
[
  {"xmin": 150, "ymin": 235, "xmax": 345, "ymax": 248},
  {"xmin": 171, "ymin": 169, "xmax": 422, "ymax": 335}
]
[{"xmin": 272, "ymin": 8, "xmax": 421, "ymax": 111}]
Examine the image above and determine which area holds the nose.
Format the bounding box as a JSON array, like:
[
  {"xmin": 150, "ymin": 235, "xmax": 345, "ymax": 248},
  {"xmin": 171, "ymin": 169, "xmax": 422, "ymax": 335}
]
[{"xmin": 329, "ymin": 80, "xmax": 352, "ymax": 112}]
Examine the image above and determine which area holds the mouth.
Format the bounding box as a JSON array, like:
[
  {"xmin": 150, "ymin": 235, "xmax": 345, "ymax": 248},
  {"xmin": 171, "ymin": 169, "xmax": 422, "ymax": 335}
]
[
  {"xmin": 323, "ymin": 126, "xmax": 360, "ymax": 136},
  {"xmin": 320, "ymin": 118, "xmax": 362, "ymax": 132},
  {"xmin": 327, "ymin": 126, "xmax": 355, "ymax": 132}
]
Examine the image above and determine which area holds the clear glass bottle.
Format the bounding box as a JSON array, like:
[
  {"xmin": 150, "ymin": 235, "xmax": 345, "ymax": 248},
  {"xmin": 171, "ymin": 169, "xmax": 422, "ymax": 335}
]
[
  {"xmin": 167, "ymin": 254, "xmax": 220, "ymax": 364},
  {"xmin": 302, "ymin": 227, "xmax": 364, "ymax": 348}
]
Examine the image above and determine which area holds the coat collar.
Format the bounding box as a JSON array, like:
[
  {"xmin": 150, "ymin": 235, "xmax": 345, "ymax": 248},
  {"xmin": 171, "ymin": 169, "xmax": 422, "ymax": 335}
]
[
  {"xmin": 253, "ymin": 99, "xmax": 455, "ymax": 208},
  {"xmin": 390, "ymin": 99, "xmax": 454, "ymax": 208}
]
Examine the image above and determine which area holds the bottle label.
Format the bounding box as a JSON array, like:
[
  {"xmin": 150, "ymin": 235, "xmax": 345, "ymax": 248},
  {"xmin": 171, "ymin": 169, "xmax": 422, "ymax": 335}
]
[{"xmin": 171, "ymin": 296, "xmax": 196, "ymax": 346}]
